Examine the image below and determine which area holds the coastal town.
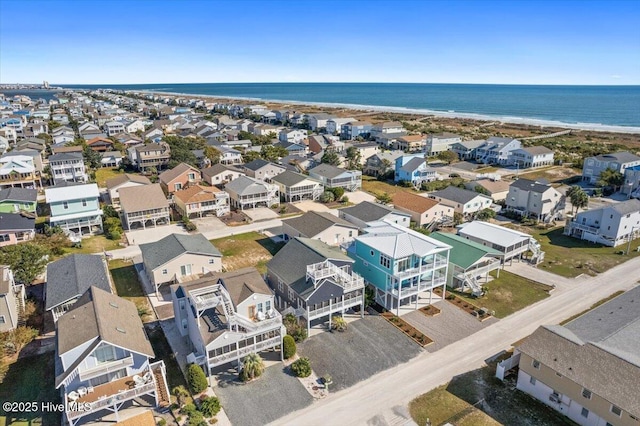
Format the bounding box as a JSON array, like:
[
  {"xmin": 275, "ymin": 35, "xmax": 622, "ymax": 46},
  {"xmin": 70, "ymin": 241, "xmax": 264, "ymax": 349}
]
[{"xmin": 0, "ymin": 87, "xmax": 639, "ymax": 426}]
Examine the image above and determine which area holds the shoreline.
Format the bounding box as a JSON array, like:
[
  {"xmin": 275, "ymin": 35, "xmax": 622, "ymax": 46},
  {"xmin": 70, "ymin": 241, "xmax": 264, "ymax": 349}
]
[{"xmin": 137, "ymin": 89, "xmax": 640, "ymax": 134}]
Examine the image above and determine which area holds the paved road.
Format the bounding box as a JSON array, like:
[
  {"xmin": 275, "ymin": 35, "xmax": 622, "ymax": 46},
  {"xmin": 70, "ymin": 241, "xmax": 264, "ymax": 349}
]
[{"xmin": 273, "ymin": 256, "xmax": 640, "ymax": 426}]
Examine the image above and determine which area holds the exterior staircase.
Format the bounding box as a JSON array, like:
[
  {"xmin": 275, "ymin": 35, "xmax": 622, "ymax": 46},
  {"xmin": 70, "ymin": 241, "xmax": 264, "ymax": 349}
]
[
  {"xmin": 152, "ymin": 365, "xmax": 171, "ymax": 408},
  {"xmin": 461, "ymin": 273, "xmax": 484, "ymax": 297},
  {"xmin": 528, "ymin": 239, "xmax": 544, "ymax": 264}
]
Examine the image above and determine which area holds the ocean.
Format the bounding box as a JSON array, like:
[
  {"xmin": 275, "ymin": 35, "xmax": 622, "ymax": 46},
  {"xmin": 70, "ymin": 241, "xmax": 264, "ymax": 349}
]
[{"xmin": 5, "ymin": 83, "xmax": 640, "ymax": 130}]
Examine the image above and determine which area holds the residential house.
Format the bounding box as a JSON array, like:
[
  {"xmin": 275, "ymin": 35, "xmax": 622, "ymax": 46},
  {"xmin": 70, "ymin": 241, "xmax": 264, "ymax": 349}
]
[
  {"xmin": 158, "ymin": 162, "xmax": 201, "ymax": 195},
  {"xmin": 581, "ymin": 151, "xmax": 640, "ymax": 184},
  {"xmin": 171, "ymin": 268, "xmax": 284, "ymax": 374},
  {"xmin": 339, "ymin": 201, "xmax": 411, "ymax": 229},
  {"xmin": 394, "ymin": 154, "xmax": 440, "ymax": 186},
  {"xmin": 174, "ymin": 184, "xmax": 230, "ymax": 218},
  {"xmin": 464, "ymin": 178, "xmax": 512, "ymax": 203},
  {"xmin": 429, "ymin": 186, "xmax": 493, "ymax": 217},
  {"xmin": 0, "ymin": 213, "xmax": 35, "ymax": 247},
  {"xmin": 224, "ymin": 176, "xmax": 279, "ymax": 210},
  {"xmin": 105, "ymin": 173, "xmax": 151, "ymax": 208},
  {"xmin": 243, "ymin": 159, "xmax": 286, "ymax": 181},
  {"xmin": 564, "ymin": 198, "xmax": 640, "ymax": 247},
  {"xmin": 49, "ymin": 152, "xmax": 88, "ymax": 184},
  {"xmin": 45, "ymin": 254, "xmax": 112, "ymax": 322},
  {"xmin": 274, "ymin": 141, "xmax": 307, "ymax": 157},
  {"xmin": 266, "ymin": 237, "xmax": 365, "ymax": 334},
  {"xmin": 0, "ymin": 187, "xmax": 37, "ymax": 214},
  {"xmin": 396, "ymin": 135, "xmax": 427, "ymax": 152},
  {"xmin": 392, "ymin": 192, "xmax": 454, "ymax": 228},
  {"xmin": 281, "ymin": 211, "xmax": 358, "ymax": 246},
  {"xmin": 457, "ymin": 221, "xmax": 544, "ymax": 264},
  {"xmin": 125, "ymin": 119, "xmax": 146, "ymax": 134},
  {"xmin": 475, "ymin": 137, "xmax": 522, "ymax": 165},
  {"xmin": 119, "ymin": 184, "xmax": 170, "ymax": 230},
  {"xmin": 309, "ymin": 164, "xmax": 362, "ymax": 191},
  {"xmin": 0, "ymin": 266, "xmax": 25, "ymax": 332},
  {"xmin": 0, "ymin": 154, "xmax": 39, "ymax": 189},
  {"xmin": 307, "ymin": 113, "xmax": 333, "ymax": 131},
  {"xmin": 515, "ymin": 287, "xmax": 640, "ymax": 426},
  {"xmin": 86, "ymin": 137, "xmax": 115, "ymax": 152},
  {"xmin": 103, "ymin": 120, "xmax": 125, "ymax": 136},
  {"xmin": 506, "ymin": 179, "xmax": 564, "ymax": 222},
  {"xmin": 425, "ymin": 133, "xmax": 462, "ymax": 157},
  {"xmin": 511, "ymin": 146, "xmax": 555, "ymax": 168},
  {"xmin": 129, "ymin": 143, "xmax": 171, "ymax": 172},
  {"xmin": 307, "ymin": 134, "xmax": 342, "ymax": 154},
  {"xmin": 218, "ymin": 146, "xmax": 243, "ymax": 165},
  {"xmin": 348, "ymin": 222, "xmax": 451, "ymax": 313},
  {"xmin": 51, "ymin": 145, "xmax": 83, "ymax": 156},
  {"xmin": 430, "ymin": 232, "xmax": 501, "ymax": 296},
  {"xmin": 54, "ymin": 286, "xmax": 169, "ymax": 426},
  {"xmin": 346, "ymin": 142, "xmax": 379, "ymax": 167},
  {"xmin": 53, "ymin": 134, "xmax": 75, "ymax": 145},
  {"xmin": 326, "ymin": 118, "xmax": 356, "ymax": 135},
  {"xmin": 279, "ymin": 129, "xmax": 308, "ymax": 144},
  {"xmin": 45, "ymin": 183, "xmax": 103, "ymax": 236},
  {"xmin": 140, "ymin": 233, "xmax": 222, "ymax": 294},
  {"xmin": 341, "ymin": 121, "xmax": 372, "ymax": 140},
  {"xmin": 100, "ymin": 151, "xmax": 123, "ymax": 168},
  {"xmin": 5, "ymin": 149, "xmax": 44, "ymax": 173},
  {"xmin": 363, "ymin": 150, "xmax": 404, "ymax": 176},
  {"xmin": 271, "ymin": 171, "xmax": 323, "ymax": 202},
  {"xmin": 370, "ymin": 121, "xmax": 405, "ymax": 139},
  {"xmin": 201, "ymin": 163, "xmax": 245, "ymax": 187}
]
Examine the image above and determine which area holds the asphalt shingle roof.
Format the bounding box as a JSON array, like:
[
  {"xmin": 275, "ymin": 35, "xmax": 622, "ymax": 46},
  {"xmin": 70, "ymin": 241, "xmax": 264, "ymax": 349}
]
[
  {"xmin": 119, "ymin": 183, "xmax": 169, "ymax": 212},
  {"xmin": 140, "ymin": 233, "xmax": 221, "ymax": 272},
  {"xmin": 0, "ymin": 187, "xmax": 37, "ymax": 203},
  {"xmin": 341, "ymin": 201, "xmax": 408, "ymax": 223},
  {"xmin": 309, "ymin": 163, "xmax": 349, "ymax": 179},
  {"xmin": 45, "ymin": 254, "xmax": 111, "ymax": 311},
  {"xmin": 594, "ymin": 151, "xmax": 640, "ymax": 164},
  {"xmin": 430, "ymin": 186, "xmax": 491, "ymax": 205},
  {"xmin": 0, "ymin": 213, "xmax": 35, "ymax": 231},
  {"xmin": 271, "ymin": 170, "xmax": 315, "ymax": 187},
  {"xmin": 282, "ymin": 211, "xmax": 357, "ymax": 238},
  {"xmin": 510, "ymin": 178, "xmax": 551, "ymax": 194},
  {"xmin": 224, "ymin": 176, "xmax": 272, "ymax": 196}
]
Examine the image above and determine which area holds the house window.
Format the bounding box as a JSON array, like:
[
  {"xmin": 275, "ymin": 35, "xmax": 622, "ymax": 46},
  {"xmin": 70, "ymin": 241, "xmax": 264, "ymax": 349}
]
[
  {"xmin": 94, "ymin": 345, "xmax": 116, "ymax": 364},
  {"xmin": 532, "ymin": 360, "xmax": 540, "ymax": 369},
  {"xmin": 349, "ymin": 231, "xmax": 353, "ymax": 237},
  {"xmin": 265, "ymin": 300, "xmax": 271, "ymax": 312},
  {"xmin": 257, "ymin": 303, "xmax": 264, "ymax": 313},
  {"xmin": 175, "ymin": 183, "xmax": 182, "ymax": 191},
  {"xmin": 529, "ymin": 376, "xmax": 536, "ymax": 385},
  {"xmin": 82, "ymin": 199, "xmax": 87, "ymax": 207},
  {"xmin": 0, "ymin": 316, "xmax": 5, "ymax": 324},
  {"xmin": 63, "ymin": 201, "xmax": 68, "ymax": 209},
  {"xmin": 288, "ymin": 288, "xmax": 295, "ymax": 301},
  {"xmin": 396, "ymin": 257, "xmax": 411, "ymax": 272},
  {"xmin": 582, "ymin": 388, "xmax": 592, "ymax": 399},
  {"xmin": 581, "ymin": 408, "xmax": 589, "ymax": 418},
  {"xmin": 611, "ymin": 405, "xmax": 622, "ymax": 417},
  {"xmin": 370, "ymin": 249, "xmax": 375, "ymax": 257},
  {"xmin": 188, "ymin": 173, "xmax": 196, "ymax": 181},
  {"xmin": 278, "ymin": 279, "xmax": 283, "ymax": 292},
  {"xmin": 162, "ymin": 269, "xmax": 168, "ymax": 275},
  {"xmin": 380, "ymin": 254, "xmax": 391, "ymax": 269},
  {"xmin": 208, "ymin": 258, "xmax": 215, "ymax": 265},
  {"xmin": 0, "ymin": 234, "xmax": 9, "ymax": 242}
]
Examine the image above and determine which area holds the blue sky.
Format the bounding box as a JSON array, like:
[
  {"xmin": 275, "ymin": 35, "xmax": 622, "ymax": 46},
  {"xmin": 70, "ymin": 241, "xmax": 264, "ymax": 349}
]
[{"xmin": 1, "ymin": 0, "xmax": 639, "ymax": 85}]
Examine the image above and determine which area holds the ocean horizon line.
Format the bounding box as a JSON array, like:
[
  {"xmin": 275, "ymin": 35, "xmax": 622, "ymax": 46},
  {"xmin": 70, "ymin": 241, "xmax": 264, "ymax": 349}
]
[{"xmin": 55, "ymin": 82, "xmax": 640, "ymax": 88}]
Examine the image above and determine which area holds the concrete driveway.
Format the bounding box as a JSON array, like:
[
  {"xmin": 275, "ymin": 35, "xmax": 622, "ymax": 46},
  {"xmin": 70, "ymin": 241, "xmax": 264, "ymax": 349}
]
[
  {"xmin": 125, "ymin": 223, "xmax": 187, "ymax": 245},
  {"xmin": 192, "ymin": 216, "xmax": 227, "ymax": 235},
  {"xmin": 346, "ymin": 190, "xmax": 376, "ymax": 204},
  {"xmin": 243, "ymin": 207, "xmax": 280, "ymax": 221},
  {"xmin": 292, "ymin": 200, "xmax": 335, "ymax": 214}
]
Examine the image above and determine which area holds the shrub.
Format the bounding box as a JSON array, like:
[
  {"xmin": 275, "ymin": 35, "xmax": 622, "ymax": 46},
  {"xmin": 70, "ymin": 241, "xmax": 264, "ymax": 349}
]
[
  {"xmin": 187, "ymin": 364, "xmax": 208, "ymax": 394},
  {"xmin": 283, "ymin": 314, "xmax": 307, "ymax": 342},
  {"xmin": 341, "ymin": 195, "xmax": 349, "ymax": 204},
  {"xmin": 199, "ymin": 395, "xmax": 221, "ymax": 417},
  {"xmin": 180, "ymin": 403, "xmax": 197, "ymax": 416},
  {"xmin": 172, "ymin": 385, "xmax": 190, "ymax": 407},
  {"xmin": 291, "ymin": 357, "xmax": 312, "ymax": 378},
  {"xmin": 283, "ymin": 335, "xmax": 296, "ymax": 359},
  {"xmin": 330, "ymin": 187, "xmax": 345, "ymax": 200},
  {"xmin": 320, "ymin": 191, "xmax": 335, "ymax": 203},
  {"xmin": 157, "ymin": 419, "xmax": 167, "ymax": 426},
  {"xmin": 331, "ymin": 316, "xmax": 347, "ymax": 332},
  {"xmin": 187, "ymin": 411, "xmax": 207, "ymax": 426},
  {"xmin": 239, "ymin": 353, "xmax": 265, "ymax": 382}
]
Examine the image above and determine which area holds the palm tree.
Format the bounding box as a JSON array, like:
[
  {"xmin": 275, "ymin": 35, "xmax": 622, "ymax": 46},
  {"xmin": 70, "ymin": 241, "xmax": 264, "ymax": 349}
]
[
  {"xmin": 566, "ymin": 185, "xmax": 589, "ymax": 214},
  {"xmin": 240, "ymin": 353, "xmax": 265, "ymax": 382}
]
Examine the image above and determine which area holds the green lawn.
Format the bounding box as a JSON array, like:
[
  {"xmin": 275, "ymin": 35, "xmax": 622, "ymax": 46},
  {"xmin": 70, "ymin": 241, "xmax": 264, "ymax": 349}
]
[
  {"xmin": 109, "ymin": 259, "xmax": 154, "ymax": 322},
  {"xmin": 95, "ymin": 167, "xmax": 124, "ymax": 187},
  {"xmin": 519, "ymin": 226, "xmax": 640, "ymax": 277},
  {"xmin": 409, "ymin": 385, "xmax": 499, "ymax": 426},
  {"xmin": 63, "ymin": 234, "xmax": 122, "ymax": 255},
  {"xmin": 146, "ymin": 326, "xmax": 193, "ymax": 405},
  {"xmin": 210, "ymin": 231, "xmax": 285, "ymax": 274},
  {"xmin": 0, "ymin": 353, "xmax": 60, "ymax": 426},
  {"xmin": 454, "ymin": 270, "xmax": 552, "ymax": 318}
]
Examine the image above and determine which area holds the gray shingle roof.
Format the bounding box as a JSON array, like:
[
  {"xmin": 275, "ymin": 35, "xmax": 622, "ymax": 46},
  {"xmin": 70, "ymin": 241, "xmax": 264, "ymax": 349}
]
[
  {"xmin": 243, "ymin": 159, "xmax": 271, "ymax": 171},
  {"xmin": 55, "ymin": 286, "xmax": 154, "ymax": 387},
  {"xmin": 282, "ymin": 211, "xmax": 357, "ymax": 238},
  {"xmin": 0, "ymin": 187, "xmax": 37, "ymax": 203},
  {"xmin": 340, "ymin": 201, "xmax": 406, "ymax": 222},
  {"xmin": 49, "ymin": 152, "xmax": 83, "ymax": 162},
  {"xmin": 267, "ymin": 237, "xmax": 352, "ymax": 298},
  {"xmin": 140, "ymin": 233, "xmax": 221, "ymax": 272},
  {"xmin": 510, "ymin": 178, "xmax": 551, "ymax": 194},
  {"xmin": 0, "ymin": 213, "xmax": 35, "ymax": 231},
  {"xmin": 271, "ymin": 170, "xmax": 315, "ymax": 187},
  {"xmin": 399, "ymin": 157, "xmax": 427, "ymax": 173},
  {"xmin": 594, "ymin": 151, "xmax": 640, "ymax": 164},
  {"xmin": 309, "ymin": 163, "xmax": 349, "ymax": 179},
  {"xmin": 430, "ymin": 186, "xmax": 490, "ymax": 204},
  {"xmin": 609, "ymin": 199, "xmax": 640, "ymax": 215},
  {"xmin": 224, "ymin": 176, "xmax": 272, "ymax": 196},
  {"xmin": 45, "ymin": 254, "xmax": 111, "ymax": 311}
]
